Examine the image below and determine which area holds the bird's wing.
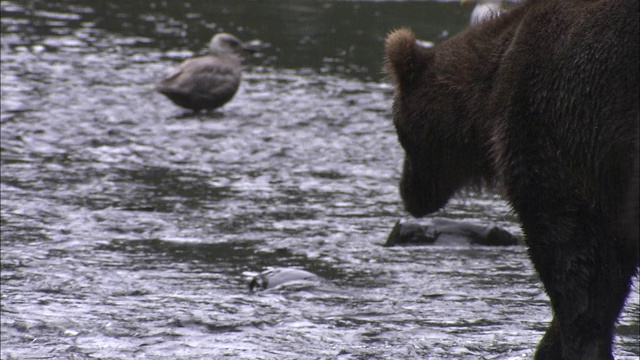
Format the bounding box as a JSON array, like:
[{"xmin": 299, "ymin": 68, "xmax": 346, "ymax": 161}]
[{"xmin": 157, "ymin": 56, "xmax": 240, "ymax": 97}]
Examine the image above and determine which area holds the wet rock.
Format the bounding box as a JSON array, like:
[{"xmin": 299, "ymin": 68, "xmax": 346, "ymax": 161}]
[
  {"xmin": 385, "ymin": 218, "xmax": 520, "ymax": 247},
  {"xmin": 385, "ymin": 220, "xmax": 436, "ymax": 246}
]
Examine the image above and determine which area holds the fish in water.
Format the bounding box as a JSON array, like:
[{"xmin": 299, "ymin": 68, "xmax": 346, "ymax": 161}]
[
  {"xmin": 245, "ymin": 267, "xmax": 323, "ymax": 291},
  {"xmin": 156, "ymin": 33, "xmax": 244, "ymax": 112}
]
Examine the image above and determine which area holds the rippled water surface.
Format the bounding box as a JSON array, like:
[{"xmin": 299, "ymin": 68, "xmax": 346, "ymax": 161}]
[{"xmin": 1, "ymin": 1, "xmax": 638, "ymax": 359}]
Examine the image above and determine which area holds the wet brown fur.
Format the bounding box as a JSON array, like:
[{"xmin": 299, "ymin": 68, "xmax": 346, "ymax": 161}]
[{"xmin": 385, "ymin": 0, "xmax": 639, "ymax": 359}]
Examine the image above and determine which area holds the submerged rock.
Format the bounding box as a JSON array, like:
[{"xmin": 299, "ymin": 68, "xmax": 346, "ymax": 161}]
[
  {"xmin": 385, "ymin": 221, "xmax": 436, "ymax": 245},
  {"xmin": 385, "ymin": 218, "xmax": 520, "ymax": 247}
]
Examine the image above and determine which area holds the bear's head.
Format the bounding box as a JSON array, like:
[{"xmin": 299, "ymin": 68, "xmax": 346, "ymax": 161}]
[{"xmin": 385, "ymin": 28, "xmax": 489, "ymax": 217}]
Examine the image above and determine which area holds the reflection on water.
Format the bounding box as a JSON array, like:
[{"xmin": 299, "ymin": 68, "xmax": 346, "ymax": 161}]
[
  {"xmin": 0, "ymin": 0, "xmax": 472, "ymax": 82},
  {"xmin": 1, "ymin": 1, "xmax": 638, "ymax": 359}
]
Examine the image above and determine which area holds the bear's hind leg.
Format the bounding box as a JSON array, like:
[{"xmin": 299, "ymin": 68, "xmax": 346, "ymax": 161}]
[{"xmin": 526, "ymin": 216, "xmax": 638, "ymax": 360}]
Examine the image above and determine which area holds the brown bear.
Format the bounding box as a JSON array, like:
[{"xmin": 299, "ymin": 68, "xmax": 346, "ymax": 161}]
[{"xmin": 384, "ymin": 0, "xmax": 639, "ymax": 359}]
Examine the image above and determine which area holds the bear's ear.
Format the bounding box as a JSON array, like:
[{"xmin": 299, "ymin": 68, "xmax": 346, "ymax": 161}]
[{"xmin": 384, "ymin": 28, "xmax": 434, "ymax": 89}]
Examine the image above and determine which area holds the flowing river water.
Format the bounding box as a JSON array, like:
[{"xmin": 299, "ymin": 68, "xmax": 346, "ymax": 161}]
[{"xmin": 1, "ymin": 1, "xmax": 638, "ymax": 359}]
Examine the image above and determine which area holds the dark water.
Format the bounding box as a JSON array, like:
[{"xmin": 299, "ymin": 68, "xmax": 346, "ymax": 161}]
[{"xmin": 1, "ymin": 1, "xmax": 638, "ymax": 359}]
